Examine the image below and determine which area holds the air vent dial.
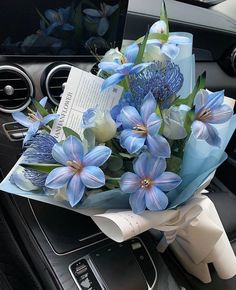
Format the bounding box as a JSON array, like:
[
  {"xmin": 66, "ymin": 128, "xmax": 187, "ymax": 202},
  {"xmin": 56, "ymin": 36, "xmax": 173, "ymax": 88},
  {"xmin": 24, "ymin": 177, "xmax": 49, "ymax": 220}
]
[{"xmin": 0, "ymin": 65, "xmax": 33, "ymax": 113}]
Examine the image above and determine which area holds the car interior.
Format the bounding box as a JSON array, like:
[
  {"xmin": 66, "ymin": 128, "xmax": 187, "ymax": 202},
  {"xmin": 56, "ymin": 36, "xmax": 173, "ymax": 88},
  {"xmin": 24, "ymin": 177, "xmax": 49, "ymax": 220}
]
[{"xmin": 0, "ymin": 0, "xmax": 235, "ymax": 289}]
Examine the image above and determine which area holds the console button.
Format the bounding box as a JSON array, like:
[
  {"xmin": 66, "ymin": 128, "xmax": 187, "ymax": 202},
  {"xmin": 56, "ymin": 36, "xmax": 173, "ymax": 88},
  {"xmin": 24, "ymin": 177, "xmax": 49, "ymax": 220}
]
[{"xmin": 70, "ymin": 259, "xmax": 103, "ymax": 290}]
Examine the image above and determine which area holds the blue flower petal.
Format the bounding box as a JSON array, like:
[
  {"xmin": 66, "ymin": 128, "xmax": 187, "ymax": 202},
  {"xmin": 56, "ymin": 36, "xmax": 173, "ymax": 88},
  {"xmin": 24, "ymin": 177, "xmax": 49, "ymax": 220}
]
[
  {"xmin": 98, "ymin": 62, "xmax": 120, "ymax": 73},
  {"xmin": 146, "ymin": 113, "xmax": 161, "ymax": 136},
  {"xmin": 83, "ymin": 146, "xmax": 112, "ymax": 167},
  {"xmin": 106, "ymin": 4, "xmax": 119, "ymax": 16},
  {"xmin": 129, "ymin": 189, "xmax": 146, "ymax": 214},
  {"xmin": 62, "ymin": 23, "xmax": 74, "ymax": 31},
  {"xmin": 12, "ymin": 111, "xmax": 32, "ymax": 127},
  {"xmin": 120, "ymin": 172, "xmax": 140, "ymax": 193},
  {"xmin": 45, "ymin": 9, "xmax": 59, "ymax": 22},
  {"xmin": 191, "ymin": 120, "xmax": 209, "ymax": 140},
  {"xmin": 52, "ymin": 143, "xmax": 69, "ymax": 165},
  {"xmin": 46, "ymin": 22, "xmax": 60, "ymax": 36},
  {"xmin": 124, "ymin": 43, "xmax": 139, "ymax": 63},
  {"xmin": 63, "ymin": 136, "xmax": 84, "ymax": 162},
  {"xmin": 45, "ymin": 167, "xmax": 74, "ymax": 189},
  {"xmin": 133, "ymin": 152, "xmax": 151, "ymax": 178},
  {"xmin": 209, "ymin": 104, "xmax": 233, "ymax": 124},
  {"xmin": 39, "ymin": 97, "xmax": 48, "ymax": 108},
  {"xmin": 153, "ymin": 172, "xmax": 181, "ymax": 191},
  {"xmin": 83, "ymin": 8, "xmax": 101, "ymax": 17},
  {"xmin": 116, "ymin": 63, "xmax": 134, "ymax": 75},
  {"xmin": 194, "ymin": 89, "xmax": 209, "ymax": 113},
  {"xmin": 129, "ymin": 63, "xmax": 151, "ymax": 74},
  {"xmin": 140, "ymin": 91, "xmax": 157, "ymax": 123},
  {"xmin": 101, "ymin": 73, "xmax": 124, "ymax": 90},
  {"xmin": 147, "ymin": 157, "xmax": 166, "ymax": 180},
  {"xmin": 80, "ymin": 166, "xmax": 105, "ymax": 188},
  {"xmin": 146, "ymin": 134, "xmax": 171, "ymax": 158},
  {"xmin": 205, "ymin": 123, "xmax": 221, "ymax": 147},
  {"xmin": 205, "ymin": 90, "xmax": 225, "ymax": 111},
  {"xmin": 41, "ymin": 114, "xmax": 59, "ymax": 125},
  {"xmin": 98, "ymin": 17, "xmax": 109, "ymax": 36},
  {"xmin": 120, "ymin": 106, "xmax": 143, "ymax": 129},
  {"xmin": 23, "ymin": 122, "xmax": 40, "ymax": 144},
  {"xmin": 120, "ymin": 131, "xmax": 145, "ymax": 154},
  {"xmin": 161, "ymin": 43, "xmax": 179, "ymax": 60},
  {"xmin": 145, "ymin": 186, "xmax": 168, "ymax": 211},
  {"xmin": 67, "ymin": 175, "xmax": 85, "ymax": 207}
]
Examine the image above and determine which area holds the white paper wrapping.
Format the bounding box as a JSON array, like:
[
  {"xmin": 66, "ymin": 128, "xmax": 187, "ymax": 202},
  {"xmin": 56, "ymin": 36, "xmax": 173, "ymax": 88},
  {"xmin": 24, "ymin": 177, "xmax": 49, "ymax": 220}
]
[{"xmin": 92, "ymin": 191, "xmax": 236, "ymax": 283}]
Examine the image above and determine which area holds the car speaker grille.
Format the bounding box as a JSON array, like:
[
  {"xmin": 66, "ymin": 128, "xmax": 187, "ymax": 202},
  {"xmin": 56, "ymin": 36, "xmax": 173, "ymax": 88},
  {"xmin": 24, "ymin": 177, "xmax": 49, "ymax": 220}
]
[
  {"xmin": 45, "ymin": 64, "xmax": 72, "ymax": 106},
  {"xmin": 0, "ymin": 65, "xmax": 33, "ymax": 113}
]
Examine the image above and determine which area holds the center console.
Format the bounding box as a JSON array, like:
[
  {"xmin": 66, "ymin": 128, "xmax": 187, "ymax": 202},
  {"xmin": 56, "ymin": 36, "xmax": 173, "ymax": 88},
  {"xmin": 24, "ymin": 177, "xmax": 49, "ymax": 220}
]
[{"xmin": 3, "ymin": 196, "xmax": 181, "ymax": 290}]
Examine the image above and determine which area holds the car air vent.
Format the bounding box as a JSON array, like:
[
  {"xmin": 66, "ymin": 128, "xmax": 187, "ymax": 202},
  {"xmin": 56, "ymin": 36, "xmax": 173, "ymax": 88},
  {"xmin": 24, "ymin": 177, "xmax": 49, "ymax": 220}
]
[
  {"xmin": 0, "ymin": 65, "xmax": 33, "ymax": 113},
  {"xmin": 42, "ymin": 63, "xmax": 72, "ymax": 106}
]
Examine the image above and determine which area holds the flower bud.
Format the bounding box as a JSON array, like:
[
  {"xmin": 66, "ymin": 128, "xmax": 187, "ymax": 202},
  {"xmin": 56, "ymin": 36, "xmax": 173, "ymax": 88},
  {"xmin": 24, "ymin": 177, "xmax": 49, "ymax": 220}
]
[{"xmin": 83, "ymin": 109, "xmax": 117, "ymax": 142}]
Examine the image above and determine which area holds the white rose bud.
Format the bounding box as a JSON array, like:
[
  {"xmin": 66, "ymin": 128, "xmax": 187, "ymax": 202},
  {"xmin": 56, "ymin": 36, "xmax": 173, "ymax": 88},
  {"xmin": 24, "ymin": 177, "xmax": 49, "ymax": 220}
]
[{"xmin": 83, "ymin": 109, "xmax": 117, "ymax": 143}]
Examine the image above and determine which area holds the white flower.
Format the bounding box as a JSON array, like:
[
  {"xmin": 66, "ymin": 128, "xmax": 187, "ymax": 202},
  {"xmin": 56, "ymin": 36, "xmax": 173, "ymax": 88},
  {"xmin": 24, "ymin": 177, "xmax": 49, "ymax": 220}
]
[
  {"xmin": 100, "ymin": 47, "xmax": 123, "ymax": 63},
  {"xmin": 83, "ymin": 108, "xmax": 117, "ymax": 142}
]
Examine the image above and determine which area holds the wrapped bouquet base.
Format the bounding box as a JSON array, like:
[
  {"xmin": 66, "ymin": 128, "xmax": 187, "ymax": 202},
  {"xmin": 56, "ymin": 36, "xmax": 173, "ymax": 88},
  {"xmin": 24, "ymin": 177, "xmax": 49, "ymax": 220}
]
[{"xmin": 91, "ymin": 190, "xmax": 236, "ymax": 283}]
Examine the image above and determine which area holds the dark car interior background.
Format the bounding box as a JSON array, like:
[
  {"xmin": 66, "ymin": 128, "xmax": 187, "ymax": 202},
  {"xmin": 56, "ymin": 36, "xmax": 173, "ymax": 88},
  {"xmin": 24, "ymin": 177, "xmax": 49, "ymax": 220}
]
[{"xmin": 0, "ymin": 0, "xmax": 235, "ymax": 289}]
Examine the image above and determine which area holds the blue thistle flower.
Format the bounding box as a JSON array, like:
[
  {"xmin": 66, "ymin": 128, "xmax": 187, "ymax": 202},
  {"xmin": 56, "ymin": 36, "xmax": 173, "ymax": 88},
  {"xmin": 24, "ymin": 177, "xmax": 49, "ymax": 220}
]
[
  {"xmin": 23, "ymin": 169, "xmax": 48, "ymax": 188},
  {"xmin": 130, "ymin": 61, "xmax": 184, "ymax": 109},
  {"xmin": 24, "ymin": 133, "xmax": 58, "ymax": 163}
]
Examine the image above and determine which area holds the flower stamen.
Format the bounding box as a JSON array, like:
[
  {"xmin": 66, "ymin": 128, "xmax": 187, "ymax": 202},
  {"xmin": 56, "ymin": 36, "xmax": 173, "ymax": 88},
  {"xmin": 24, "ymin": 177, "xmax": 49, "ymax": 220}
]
[
  {"xmin": 67, "ymin": 160, "xmax": 83, "ymax": 174},
  {"xmin": 196, "ymin": 108, "xmax": 212, "ymax": 122},
  {"xmin": 132, "ymin": 124, "xmax": 147, "ymax": 135},
  {"xmin": 141, "ymin": 178, "xmax": 152, "ymax": 189}
]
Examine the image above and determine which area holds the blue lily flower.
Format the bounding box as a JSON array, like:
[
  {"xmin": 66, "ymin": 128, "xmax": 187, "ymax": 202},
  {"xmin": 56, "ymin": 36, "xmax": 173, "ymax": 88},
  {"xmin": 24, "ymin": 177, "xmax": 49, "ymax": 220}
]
[
  {"xmin": 83, "ymin": 3, "xmax": 119, "ymax": 36},
  {"xmin": 43, "ymin": 7, "xmax": 74, "ymax": 36},
  {"xmin": 130, "ymin": 61, "xmax": 183, "ymax": 109},
  {"xmin": 120, "ymin": 152, "xmax": 182, "ymax": 214},
  {"xmin": 192, "ymin": 89, "xmax": 233, "ymax": 147},
  {"xmin": 45, "ymin": 136, "xmax": 112, "ymax": 207},
  {"xmin": 149, "ymin": 20, "xmax": 191, "ymax": 60},
  {"xmin": 119, "ymin": 92, "xmax": 171, "ymax": 157},
  {"xmin": 99, "ymin": 43, "xmax": 150, "ymax": 90},
  {"xmin": 12, "ymin": 97, "xmax": 59, "ymax": 145}
]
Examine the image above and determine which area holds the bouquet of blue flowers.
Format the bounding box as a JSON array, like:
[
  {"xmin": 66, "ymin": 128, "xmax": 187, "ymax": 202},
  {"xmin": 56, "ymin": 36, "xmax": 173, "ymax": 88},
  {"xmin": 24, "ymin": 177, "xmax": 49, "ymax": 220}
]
[{"xmin": 1, "ymin": 1, "xmax": 236, "ymax": 283}]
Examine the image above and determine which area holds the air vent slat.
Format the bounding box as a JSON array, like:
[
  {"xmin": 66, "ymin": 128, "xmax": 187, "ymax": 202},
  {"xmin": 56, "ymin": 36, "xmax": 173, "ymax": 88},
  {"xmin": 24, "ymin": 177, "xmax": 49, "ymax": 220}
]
[
  {"xmin": 0, "ymin": 65, "xmax": 33, "ymax": 113},
  {"xmin": 45, "ymin": 64, "xmax": 72, "ymax": 106}
]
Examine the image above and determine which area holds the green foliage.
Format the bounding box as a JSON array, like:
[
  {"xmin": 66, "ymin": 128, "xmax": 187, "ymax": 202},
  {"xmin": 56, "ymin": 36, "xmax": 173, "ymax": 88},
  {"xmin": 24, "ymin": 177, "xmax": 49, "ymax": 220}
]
[
  {"xmin": 21, "ymin": 163, "xmax": 62, "ymax": 173},
  {"xmin": 160, "ymin": 0, "xmax": 169, "ymax": 36},
  {"xmin": 107, "ymin": 155, "xmax": 123, "ymax": 171},
  {"xmin": 173, "ymin": 72, "xmax": 206, "ymax": 107},
  {"xmin": 136, "ymin": 33, "xmax": 168, "ymax": 45},
  {"xmin": 32, "ymin": 99, "xmax": 48, "ymax": 117},
  {"xmin": 135, "ymin": 29, "xmax": 149, "ymax": 65},
  {"xmin": 63, "ymin": 127, "xmax": 81, "ymax": 140},
  {"xmin": 167, "ymin": 155, "xmax": 182, "ymax": 174}
]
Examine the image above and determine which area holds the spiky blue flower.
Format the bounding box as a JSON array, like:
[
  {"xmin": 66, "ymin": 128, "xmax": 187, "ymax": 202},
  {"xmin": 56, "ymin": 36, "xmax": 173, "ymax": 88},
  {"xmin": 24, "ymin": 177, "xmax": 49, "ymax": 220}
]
[
  {"xmin": 24, "ymin": 133, "xmax": 58, "ymax": 163},
  {"xmin": 23, "ymin": 169, "xmax": 48, "ymax": 188},
  {"xmin": 130, "ymin": 61, "xmax": 183, "ymax": 109}
]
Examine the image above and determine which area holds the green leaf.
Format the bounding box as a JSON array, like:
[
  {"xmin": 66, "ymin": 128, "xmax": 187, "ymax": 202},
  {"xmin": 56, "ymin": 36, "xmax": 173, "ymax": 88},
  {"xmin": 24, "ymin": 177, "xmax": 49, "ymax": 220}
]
[
  {"xmin": 135, "ymin": 29, "xmax": 149, "ymax": 65},
  {"xmin": 35, "ymin": 8, "xmax": 49, "ymax": 26},
  {"xmin": 107, "ymin": 155, "xmax": 123, "ymax": 172},
  {"xmin": 160, "ymin": 0, "xmax": 169, "ymax": 36},
  {"xmin": 21, "ymin": 163, "xmax": 62, "ymax": 173},
  {"xmin": 63, "ymin": 127, "xmax": 81, "ymax": 140},
  {"xmin": 184, "ymin": 110, "xmax": 195, "ymax": 135},
  {"xmin": 32, "ymin": 99, "xmax": 48, "ymax": 117},
  {"xmin": 173, "ymin": 72, "xmax": 206, "ymax": 107},
  {"xmin": 167, "ymin": 155, "xmax": 182, "ymax": 174},
  {"xmin": 83, "ymin": 128, "xmax": 95, "ymax": 151},
  {"xmin": 136, "ymin": 33, "xmax": 168, "ymax": 45},
  {"xmin": 105, "ymin": 177, "xmax": 120, "ymax": 190}
]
